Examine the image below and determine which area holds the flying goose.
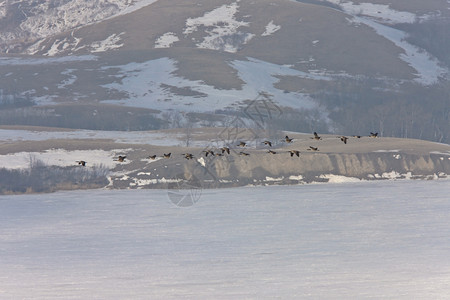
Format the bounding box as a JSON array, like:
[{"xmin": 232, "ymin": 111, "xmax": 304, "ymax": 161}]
[
  {"xmin": 339, "ymin": 136, "xmax": 348, "ymax": 144},
  {"xmin": 268, "ymin": 150, "xmax": 277, "ymax": 154},
  {"xmin": 76, "ymin": 160, "xmax": 87, "ymax": 166},
  {"xmin": 237, "ymin": 141, "xmax": 247, "ymax": 147},
  {"xmin": 239, "ymin": 151, "xmax": 250, "ymax": 156},
  {"xmin": 221, "ymin": 147, "xmax": 230, "ymax": 154},
  {"xmin": 182, "ymin": 153, "xmax": 194, "ymax": 160},
  {"xmin": 307, "ymin": 146, "xmax": 319, "ymax": 151},
  {"xmin": 114, "ymin": 155, "xmax": 127, "ymax": 162},
  {"xmin": 285, "ymin": 135, "xmax": 293, "ymax": 143},
  {"xmin": 311, "ymin": 132, "xmax": 322, "ymax": 140},
  {"xmin": 370, "ymin": 132, "xmax": 378, "ymax": 138},
  {"xmin": 163, "ymin": 153, "xmax": 171, "ymax": 159},
  {"xmin": 262, "ymin": 140, "xmax": 272, "ymax": 147},
  {"xmin": 202, "ymin": 149, "xmax": 215, "ymax": 157},
  {"xmin": 288, "ymin": 150, "xmax": 300, "ymax": 157},
  {"xmin": 352, "ymin": 135, "xmax": 361, "ymax": 138},
  {"xmin": 147, "ymin": 155, "xmax": 157, "ymax": 160}
]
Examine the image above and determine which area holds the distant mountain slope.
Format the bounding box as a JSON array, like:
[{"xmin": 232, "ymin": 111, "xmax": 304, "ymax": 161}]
[
  {"xmin": 21, "ymin": 0, "xmax": 448, "ymax": 83},
  {"xmin": 0, "ymin": 0, "xmax": 449, "ymax": 143},
  {"xmin": 0, "ymin": 0, "xmax": 158, "ymax": 53}
]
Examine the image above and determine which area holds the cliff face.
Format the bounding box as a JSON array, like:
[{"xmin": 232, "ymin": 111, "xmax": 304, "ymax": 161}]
[
  {"xmin": 109, "ymin": 150, "xmax": 450, "ymax": 189},
  {"xmin": 2, "ymin": 127, "xmax": 448, "ymax": 193},
  {"xmin": 197, "ymin": 152, "xmax": 449, "ymax": 186}
]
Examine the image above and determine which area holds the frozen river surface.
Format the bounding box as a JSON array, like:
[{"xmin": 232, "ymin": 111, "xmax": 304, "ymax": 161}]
[{"xmin": 1, "ymin": 180, "xmax": 450, "ymax": 299}]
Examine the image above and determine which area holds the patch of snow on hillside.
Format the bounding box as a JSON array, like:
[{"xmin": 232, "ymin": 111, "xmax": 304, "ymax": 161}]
[
  {"xmin": 329, "ymin": 1, "xmax": 417, "ymax": 24},
  {"xmin": 18, "ymin": 1, "xmax": 135, "ymax": 40},
  {"xmin": 0, "ymin": 55, "xmax": 97, "ymax": 66},
  {"xmin": 154, "ymin": 32, "xmax": 179, "ymax": 48},
  {"xmin": 15, "ymin": 1, "xmax": 159, "ymax": 55},
  {"xmin": 183, "ymin": 2, "xmax": 253, "ymax": 53},
  {"xmin": 355, "ymin": 17, "xmax": 448, "ymax": 85},
  {"xmin": 90, "ymin": 32, "xmax": 125, "ymax": 53},
  {"xmin": 325, "ymin": 1, "xmax": 448, "ymax": 84},
  {"xmin": 101, "ymin": 56, "xmax": 331, "ymax": 112},
  {"xmin": 57, "ymin": 69, "xmax": 78, "ymax": 89},
  {"xmin": 262, "ymin": 20, "xmax": 281, "ymax": 36},
  {"xmin": 46, "ymin": 38, "xmax": 72, "ymax": 56},
  {"xmin": 113, "ymin": 0, "xmax": 160, "ymax": 17}
]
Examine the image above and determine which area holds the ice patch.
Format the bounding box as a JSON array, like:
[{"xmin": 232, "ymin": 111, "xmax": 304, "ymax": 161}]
[
  {"xmin": 265, "ymin": 176, "xmax": 284, "ymax": 182},
  {"xmin": 319, "ymin": 174, "xmax": 361, "ymax": 183},
  {"xmin": 289, "ymin": 175, "xmax": 304, "ymax": 181},
  {"xmin": 197, "ymin": 157, "xmax": 206, "ymax": 167}
]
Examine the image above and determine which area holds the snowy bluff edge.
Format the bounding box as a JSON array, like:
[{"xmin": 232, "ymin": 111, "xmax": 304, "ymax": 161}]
[{"xmin": 109, "ymin": 151, "xmax": 450, "ymax": 189}]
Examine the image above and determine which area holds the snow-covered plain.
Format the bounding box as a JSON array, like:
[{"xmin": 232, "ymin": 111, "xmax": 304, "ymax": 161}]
[
  {"xmin": 0, "ymin": 128, "xmax": 185, "ymax": 146},
  {"xmin": 1, "ymin": 180, "xmax": 450, "ymax": 298}
]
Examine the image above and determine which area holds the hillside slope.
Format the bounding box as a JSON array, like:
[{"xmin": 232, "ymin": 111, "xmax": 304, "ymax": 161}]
[{"xmin": 0, "ymin": 0, "xmax": 449, "ymax": 143}]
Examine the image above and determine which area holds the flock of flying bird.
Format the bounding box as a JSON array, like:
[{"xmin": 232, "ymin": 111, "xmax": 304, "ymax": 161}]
[{"xmin": 75, "ymin": 132, "xmax": 379, "ymax": 166}]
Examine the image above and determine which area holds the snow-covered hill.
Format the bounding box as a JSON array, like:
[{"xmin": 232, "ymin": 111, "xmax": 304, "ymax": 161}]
[
  {"xmin": 0, "ymin": 0, "xmax": 449, "ymax": 143},
  {"xmin": 0, "ymin": 0, "xmax": 159, "ymax": 52}
]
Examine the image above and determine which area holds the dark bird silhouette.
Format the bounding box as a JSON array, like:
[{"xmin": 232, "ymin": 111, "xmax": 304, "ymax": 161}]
[
  {"xmin": 268, "ymin": 150, "xmax": 277, "ymax": 154},
  {"xmin": 370, "ymin": 132, "xmax": 378, "ymax": 138},
  {"xmin": 182, "ymin": 153, "xmax": 194, "ymax": 160},
  {"xmin": 76, "ymin": 160, "xmax": 87, "ymax": 166},
  {"xmin": 237, "ymin": 141, "xmax": 247, "ymax": 147},
  {"xmin": 163, "ymin": 153, "xmax": 171, "ymax": 159},
  {"xmin": 352, "ymin": 135, "xmax": 361, "ymax": 138},
  {"xmin": 311, "ymin": 132, "xmax": 322, "ymax": 140},
  {"xmin": 339, "ymin": 136, "xmax": 348, "ymax": 144},
  {"xmin": 307, "ymin": 146, "xmax": 319, "ymax": 151},
  {"xmin": 202, "ymin": 150, "xmax": 215, "ymax": 157},
  {"xmin": 215, "ymin": 152, "xmax": 224, "ymax": 157},
  {"xmin": 147, "ymin": 155, "xmax": 157, "ymax": 160},
  {"xmin": 285, "ymin": 135, "xmax": 293, "ymax": 143},
  {"xmin": 114, "ymin": 155, "xmax": 126, "ymax": 162},
  {"xmin": 239, "ymin": 151, "xmax": 250, "ymax": 156},
  {"xmin": 221, "ymin": 147, "xmax": 230, "ymax": 154},
  {"xmin": 288, "ymin": 150, "xmax": 300, "ymax": 157},
  {"xmin": 262, "ymin": 140, "xmax": 272, "ymax": 147}
]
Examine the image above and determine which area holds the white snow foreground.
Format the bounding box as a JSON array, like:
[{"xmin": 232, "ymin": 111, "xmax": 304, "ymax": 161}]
[{"xmin": 1, "ymin": 180, "xmax": 450, "ymax": 299}]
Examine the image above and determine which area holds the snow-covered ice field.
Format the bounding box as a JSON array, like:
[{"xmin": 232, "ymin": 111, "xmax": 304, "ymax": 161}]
[{"xmin": 1, "ymin": 180, "xmax": 450, "ymax": 299}]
